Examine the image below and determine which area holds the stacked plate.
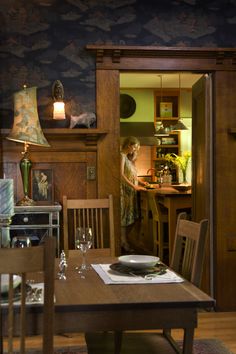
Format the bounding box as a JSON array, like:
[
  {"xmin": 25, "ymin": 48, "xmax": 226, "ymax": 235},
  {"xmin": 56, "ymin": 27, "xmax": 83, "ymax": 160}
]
[
  {"xmin": 118, "ymin": 255, "xmax": 160, "ymax": 269},
  {"xmin": 110, "ymin": 255, "xmax": 165, "ymax": 276}
]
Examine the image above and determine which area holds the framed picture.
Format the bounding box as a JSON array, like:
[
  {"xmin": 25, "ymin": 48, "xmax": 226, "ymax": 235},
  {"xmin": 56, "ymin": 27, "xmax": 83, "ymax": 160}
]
[
  {"xmin": 160, "ymin": 102, "xmax": 173, "ymax": 118},
  {"xmin": 31, "ymin": 169, "xmax": 54, "ymax": 205}
]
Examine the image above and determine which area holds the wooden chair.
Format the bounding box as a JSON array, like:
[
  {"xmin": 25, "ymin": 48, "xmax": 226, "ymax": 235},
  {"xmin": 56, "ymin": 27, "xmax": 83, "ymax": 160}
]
[
  {"xmin": 63, "ymin": 194, "xmax": 115, "ymax": 257},
  {"xmin": 148, "ymin": 193, "xmax": 168, "ymax": 260},
  {"xmin": 0, "ymin": 237, "xmax": 55, "ymax": 354},
  {"xmin": 170, "ymin": 211, "xmax": 209, "ymax": 287},
  {"xmin": 88, "ymin": 212, "xmax": 209, "ymax": 354}
]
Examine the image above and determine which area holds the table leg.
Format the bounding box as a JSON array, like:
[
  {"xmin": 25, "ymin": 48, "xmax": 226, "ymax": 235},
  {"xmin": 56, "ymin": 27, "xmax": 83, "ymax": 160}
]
[
  {"xmin": 167, "ymin": 200, "xmax": 176, "ymax": 262},
  {"xmin": 114, "ymin": 331, "xmax": 122, "ymax": 354},
  {"xmin": 183, "ymin": 328, "xmax": 194, "ymax": 354}
]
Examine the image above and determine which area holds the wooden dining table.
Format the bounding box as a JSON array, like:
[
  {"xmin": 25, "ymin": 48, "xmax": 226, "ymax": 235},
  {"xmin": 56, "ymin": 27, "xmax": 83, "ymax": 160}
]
[
  {"xmin": 52, "ymin": 249, "xmax": 214, "ymax": 354},
  {"xmin": 3, "ymin": 249, "xmax": 214, "ymax": 354}
]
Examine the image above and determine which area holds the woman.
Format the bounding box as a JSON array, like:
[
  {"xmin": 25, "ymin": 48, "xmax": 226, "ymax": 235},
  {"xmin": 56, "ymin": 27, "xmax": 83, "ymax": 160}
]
[{"xmin": 120, "ymin": 136, "xmax": 147, "ymax": 252}]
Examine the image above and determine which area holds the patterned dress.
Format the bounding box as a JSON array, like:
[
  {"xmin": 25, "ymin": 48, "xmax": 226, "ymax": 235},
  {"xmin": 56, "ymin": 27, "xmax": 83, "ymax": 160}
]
[{"xmin": 120, "ymin": 152, "xmax": 140, "ymax": 227}]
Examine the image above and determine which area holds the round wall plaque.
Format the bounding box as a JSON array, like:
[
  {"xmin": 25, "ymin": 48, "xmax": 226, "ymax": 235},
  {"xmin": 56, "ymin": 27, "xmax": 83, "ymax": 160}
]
[{"xmin": 120, "ymin": 94, "xmax": 136, "ymax": 118}]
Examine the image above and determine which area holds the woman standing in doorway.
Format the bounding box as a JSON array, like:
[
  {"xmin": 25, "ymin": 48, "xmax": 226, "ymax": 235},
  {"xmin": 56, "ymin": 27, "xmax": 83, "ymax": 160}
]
[{"xmin": 120, "ymin": 136, "xmax": 147, "ymax": 252}]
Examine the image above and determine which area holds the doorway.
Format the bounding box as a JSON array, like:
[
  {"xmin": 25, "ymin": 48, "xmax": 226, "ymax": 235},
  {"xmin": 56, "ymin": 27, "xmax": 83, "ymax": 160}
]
[
  {"xmin": 89, "ymin": 46, "xmax": 236, "ymax": 309},
  {"xmin": 119, "ymin": 72, "xmax": 203, "ymax": 185}
]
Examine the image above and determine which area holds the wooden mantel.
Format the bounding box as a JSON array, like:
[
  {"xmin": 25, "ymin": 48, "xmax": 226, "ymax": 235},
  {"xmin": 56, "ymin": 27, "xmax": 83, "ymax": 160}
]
[
  {"xmin": 1, "ymin": 128, "xmax": 108, "ymax": 146},
  {"xmin": 0, "ymin": 127, "xmax": 109, "ymax": 208}
]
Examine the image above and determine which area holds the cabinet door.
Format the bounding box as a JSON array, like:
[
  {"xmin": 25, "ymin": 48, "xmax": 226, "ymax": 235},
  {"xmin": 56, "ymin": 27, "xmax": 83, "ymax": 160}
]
[
  {"xmin": 154, "ymin": 89, "xmax": 180, "ymax": 126},
  {"xmin": 152, "ymin": 132, "xmax": 180, "ymax": 183}
]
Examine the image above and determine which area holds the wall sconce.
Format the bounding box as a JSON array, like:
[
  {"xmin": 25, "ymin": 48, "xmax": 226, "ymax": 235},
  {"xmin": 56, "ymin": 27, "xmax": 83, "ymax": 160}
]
[
  {"xmin": 6, "ymin": 86, "xmax": 50, "ymax": 206},
  {"xmin": 52, "ymin": 80, "xmax": 66, "ymax": 120}
]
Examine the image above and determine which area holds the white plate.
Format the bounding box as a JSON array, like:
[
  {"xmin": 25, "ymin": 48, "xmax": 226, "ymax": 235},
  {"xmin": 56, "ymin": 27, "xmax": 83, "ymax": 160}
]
[
  {"xmin": 118, "ymin": 255, "xmax": 160, "ymax": 269},
  {"xmin": 1, "ymin": 274, "xmax": 21, "ymax": 294}
]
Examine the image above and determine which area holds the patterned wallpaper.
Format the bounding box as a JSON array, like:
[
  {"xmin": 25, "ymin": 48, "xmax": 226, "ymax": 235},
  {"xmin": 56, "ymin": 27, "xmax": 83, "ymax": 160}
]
[{"xmin": 1, "ymin": 0, "xmax": 236, "ymax": 128}]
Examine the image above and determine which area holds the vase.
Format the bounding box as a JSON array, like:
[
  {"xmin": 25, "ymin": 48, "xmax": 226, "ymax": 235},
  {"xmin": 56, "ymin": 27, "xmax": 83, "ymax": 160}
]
[{"xmin": 182, "ymin": 170, "xmax": 188, "ymax": 184}]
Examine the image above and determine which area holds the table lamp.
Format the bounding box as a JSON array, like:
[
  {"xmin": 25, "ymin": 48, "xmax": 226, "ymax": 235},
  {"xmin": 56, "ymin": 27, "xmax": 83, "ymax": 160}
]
[{"xmin": 6, "ymin": 86, "xmax": 50, "ymax": 206}]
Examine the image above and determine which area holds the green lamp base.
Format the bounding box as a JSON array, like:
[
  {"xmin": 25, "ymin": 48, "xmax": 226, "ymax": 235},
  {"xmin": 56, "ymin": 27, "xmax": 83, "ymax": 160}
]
[{"xmin": 16, "ymin": 195, "xmax": 35, "ymax": 206}]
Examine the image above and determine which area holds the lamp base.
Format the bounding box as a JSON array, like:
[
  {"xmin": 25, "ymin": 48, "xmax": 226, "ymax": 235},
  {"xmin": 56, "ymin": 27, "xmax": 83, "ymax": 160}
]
[{"xmin": 16, "ymin": 195, "xmax": 36, "ymax": 206}]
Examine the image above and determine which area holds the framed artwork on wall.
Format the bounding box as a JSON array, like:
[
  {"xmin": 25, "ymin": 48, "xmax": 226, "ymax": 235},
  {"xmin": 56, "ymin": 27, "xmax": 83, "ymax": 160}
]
[{"xmin": 31, "ymin": 169, "xmax": 54, "ymax": 205}]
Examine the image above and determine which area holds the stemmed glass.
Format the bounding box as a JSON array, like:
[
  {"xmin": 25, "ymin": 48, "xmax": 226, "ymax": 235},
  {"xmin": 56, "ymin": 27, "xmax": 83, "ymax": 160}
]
[
  {"xmin": 75, "ymin": 227, "xmax": 93, "ymax": 276},
  {"xmin": 12, "ymin": 236, "xmax": 31, "ymax": 248}
]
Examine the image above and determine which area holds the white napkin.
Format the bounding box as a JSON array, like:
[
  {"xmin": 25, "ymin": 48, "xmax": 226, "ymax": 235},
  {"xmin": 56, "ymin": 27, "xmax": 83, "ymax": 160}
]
[{"xmin": 92, "ymin": 264, "xmax": 184, "ymax": 285}]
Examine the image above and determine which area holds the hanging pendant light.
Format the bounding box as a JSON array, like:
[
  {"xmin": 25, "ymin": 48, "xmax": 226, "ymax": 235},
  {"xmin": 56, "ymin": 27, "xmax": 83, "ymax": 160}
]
[
  {"xmin": 171, "ymin": 73, "xmax": 188, "ymax": 131},
  {"xmin": 155, "ymin": 75, "xmax": 170, "ymax": 137}
]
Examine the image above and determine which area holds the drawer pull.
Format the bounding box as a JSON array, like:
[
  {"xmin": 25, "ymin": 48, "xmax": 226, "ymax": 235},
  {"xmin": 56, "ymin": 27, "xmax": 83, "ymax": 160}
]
[{"xmin": 23, "ymin": 216, "xmax": 29, "ymax": 223}]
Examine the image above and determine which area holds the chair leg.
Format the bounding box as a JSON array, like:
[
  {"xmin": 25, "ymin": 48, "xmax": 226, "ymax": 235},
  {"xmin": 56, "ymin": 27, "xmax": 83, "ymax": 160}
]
[
  {"xmin": 158, "ymin": 221, "xmax": 165, "ymax": 260},
  {"xmin": 152, "ymin": 220, "xmax": 158, "ymax": 256},
  {"xmin": 114, "ymin": 331, "xmax": 123, "ymax": 354}
]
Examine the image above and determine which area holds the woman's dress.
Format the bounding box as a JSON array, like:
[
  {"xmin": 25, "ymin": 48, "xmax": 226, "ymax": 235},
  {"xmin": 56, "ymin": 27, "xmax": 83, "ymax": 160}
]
[{"xmin": 121, "ymin": 153, "xmax": 139, "ymax": 227}]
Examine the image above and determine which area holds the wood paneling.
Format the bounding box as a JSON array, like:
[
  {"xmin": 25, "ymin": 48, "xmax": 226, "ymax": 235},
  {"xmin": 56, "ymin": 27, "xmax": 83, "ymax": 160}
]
[
  {"xmin": 0, "ymin": 129, "xmax": 99, "ymax": 205},
  {"xmin": 2, "ymin": 46, "xmax": 236, "ymax": 309},
  {"xmin": 89, "ymin": 45, "xmax": 236, "ymax": 310},
  {"xmin": 96, "ymin": 69, "xmax": 121, "ymax": 254},
  {"xmin": 214, "ymin": 71, "xmax": 236, "ymax": 310}
]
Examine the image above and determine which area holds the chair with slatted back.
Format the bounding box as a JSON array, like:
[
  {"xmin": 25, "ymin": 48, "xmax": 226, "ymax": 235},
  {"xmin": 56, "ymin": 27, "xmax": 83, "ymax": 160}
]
[
  {"xmin": 148, "ymin": 193, "xmax": 168, "ymax": 260},
  {"xmin": 86, "ymin": 211, "xmax": 209, "ymax": 354},
  {"xmin": 170, "ymin": 211, "xmax": 209, "ymax": 287},
  {"xmin": 0, "ymin": 237, "xmax": 55, "ymax": 354},
  {"xmin": 63, "ymin": 194, "xmax": 115, "ymax": 257}
]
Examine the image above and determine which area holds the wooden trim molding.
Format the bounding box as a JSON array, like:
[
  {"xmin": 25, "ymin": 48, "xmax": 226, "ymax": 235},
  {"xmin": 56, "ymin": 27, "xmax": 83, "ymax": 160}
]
[
  {"xmin": 1, "ymin": 128, "xmax": 108, "ymax": 147},
  {"xmin": 86, "ymin": 45, "xmax": 236, "ymax": 70}
]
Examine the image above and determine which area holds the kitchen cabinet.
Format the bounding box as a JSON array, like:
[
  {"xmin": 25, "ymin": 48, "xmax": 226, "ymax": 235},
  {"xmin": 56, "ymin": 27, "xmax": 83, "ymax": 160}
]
[
  {"xmin": 152, "ymin": 132, "xmax": 180, "ymax": 183},
  {"xmin": 154, "ymin": 89, "xmax": 180, "ymax": 125},
  {"xmin": 152, "ymin": 89, "xmax": 180, "ymax": 182}
]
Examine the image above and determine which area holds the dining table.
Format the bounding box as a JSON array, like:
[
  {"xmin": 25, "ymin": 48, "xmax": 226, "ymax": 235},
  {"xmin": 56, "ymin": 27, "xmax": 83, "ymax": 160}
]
[
  {"xmin": 2, "ymin": 249, "xmax": 215, "ymax": 354},
  {"xmin": 53, "ymin": 249, "xmax": 214, "ymax": 354}
]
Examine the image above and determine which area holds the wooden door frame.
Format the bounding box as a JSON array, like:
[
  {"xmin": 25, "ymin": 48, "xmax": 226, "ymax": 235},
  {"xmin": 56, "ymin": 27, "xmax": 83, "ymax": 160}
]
[{"xmin": 86, "ymin": 46, "xmax": 236, "ymax": 303}]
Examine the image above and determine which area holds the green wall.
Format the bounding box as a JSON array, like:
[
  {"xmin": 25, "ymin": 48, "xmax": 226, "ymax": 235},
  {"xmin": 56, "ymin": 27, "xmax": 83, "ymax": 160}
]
[{"xmin": 120, "ymin": 89, "xmax": 154, "ymax": 123}]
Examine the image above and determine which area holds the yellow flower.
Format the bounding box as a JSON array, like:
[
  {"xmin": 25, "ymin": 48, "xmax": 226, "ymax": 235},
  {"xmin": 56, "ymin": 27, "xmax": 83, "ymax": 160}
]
[{"xmin": 165, "ymin": 151, "xmax": 191, "ymax": 175}]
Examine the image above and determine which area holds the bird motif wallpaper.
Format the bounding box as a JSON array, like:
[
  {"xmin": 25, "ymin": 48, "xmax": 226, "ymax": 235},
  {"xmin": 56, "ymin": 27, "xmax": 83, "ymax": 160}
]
[{"xmin": 0, "ymin": 0, "xmax": 236, "ymax": 128}]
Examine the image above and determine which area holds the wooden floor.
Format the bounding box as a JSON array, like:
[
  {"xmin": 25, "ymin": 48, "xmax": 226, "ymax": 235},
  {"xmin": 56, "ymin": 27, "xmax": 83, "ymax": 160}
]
[
  {"xmin": 7, "ymin": 311, "xmax": 236, "ymax": 353},
  {"xmin": 174, "ymin": 311, "xmax": 236, "ymax": 353}
]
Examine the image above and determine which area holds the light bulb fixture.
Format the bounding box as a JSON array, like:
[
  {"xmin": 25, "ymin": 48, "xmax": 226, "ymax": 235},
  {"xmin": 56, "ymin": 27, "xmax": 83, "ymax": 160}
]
[
  {"xmin": 6, "ymin": 86, "xmax": 50, "ymax": 206},
  {"xmin": 52, "ymin": 80, "xmax": 66, "ymax": 120},
  {"xmin": 154, "ymin": 75, "xmax": 170, "ymax": 137},
  {"xmin": 171, "ymin": 74, "xmax": 188, "ymax": 131}
]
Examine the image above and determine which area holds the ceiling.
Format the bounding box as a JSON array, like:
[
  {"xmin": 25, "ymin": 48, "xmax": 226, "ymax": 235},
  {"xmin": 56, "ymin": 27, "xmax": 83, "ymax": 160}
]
[{"xmin": 120, "ymin": 72, "xmax": 203, "ymax": 89}]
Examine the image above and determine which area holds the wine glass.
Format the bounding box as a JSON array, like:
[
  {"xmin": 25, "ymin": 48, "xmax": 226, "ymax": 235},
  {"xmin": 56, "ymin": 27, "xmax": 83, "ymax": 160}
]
[
  {"xmin": 12, "ymin": 236, "xmax": 31, "ymax": 248},
  {"xmin": 75, "ymin": 227, "xmax": 93, "ymax": 275}
]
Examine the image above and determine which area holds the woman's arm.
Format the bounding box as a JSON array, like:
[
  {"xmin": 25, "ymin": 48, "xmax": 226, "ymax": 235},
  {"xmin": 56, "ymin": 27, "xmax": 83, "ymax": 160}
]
[{"xmin": 121, "ymin": 154, "xmax": 146, "ymax": 191}]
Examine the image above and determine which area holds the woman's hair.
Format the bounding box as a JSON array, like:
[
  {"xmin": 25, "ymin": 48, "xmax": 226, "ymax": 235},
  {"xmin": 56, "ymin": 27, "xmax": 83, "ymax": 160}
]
[{"xmin": 121, "ymin": 136, "xmax": 140, "ymax": 150}]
